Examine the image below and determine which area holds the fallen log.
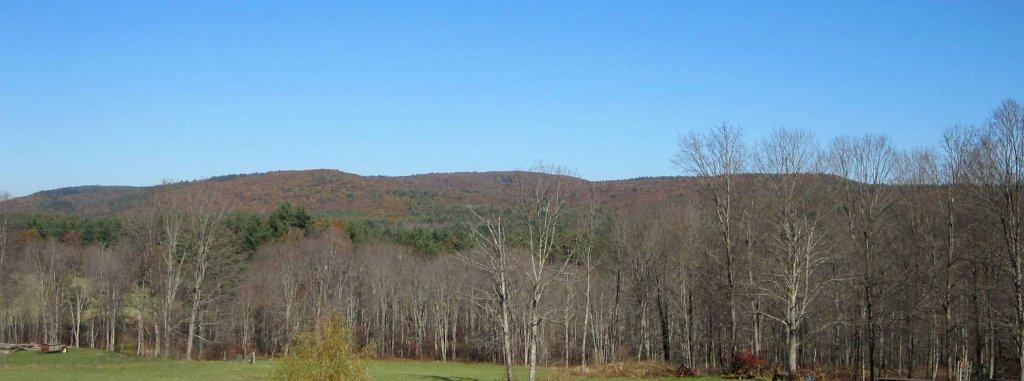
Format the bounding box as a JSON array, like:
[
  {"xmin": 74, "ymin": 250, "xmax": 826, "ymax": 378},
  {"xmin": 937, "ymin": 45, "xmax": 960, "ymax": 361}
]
[
  {"xmin": 0, "ymin": 343, "xmax": 67, "ymax": 354},
  {"xmin": 0, "ymin": 343, "xmax": 37, "ymax": 351},
  {"xmin": 38, "ymin": 344, "xmax": 67, "ymax": 354}
]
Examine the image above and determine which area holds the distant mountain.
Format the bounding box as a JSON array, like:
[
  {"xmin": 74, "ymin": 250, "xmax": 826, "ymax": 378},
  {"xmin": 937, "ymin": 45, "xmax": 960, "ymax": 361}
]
[{"xmin": 4, "ymin": 169, "xmax": 709, "ymax": 219}]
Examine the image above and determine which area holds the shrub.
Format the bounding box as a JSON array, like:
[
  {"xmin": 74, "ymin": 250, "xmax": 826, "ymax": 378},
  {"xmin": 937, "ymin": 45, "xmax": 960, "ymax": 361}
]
[
  {"xmin": 729, "ymin": 351, "xmax": 769, "ymax": 376},
  {"xmin": 274, "ymin": 316, "xmax": 368, "ymax": 381}
]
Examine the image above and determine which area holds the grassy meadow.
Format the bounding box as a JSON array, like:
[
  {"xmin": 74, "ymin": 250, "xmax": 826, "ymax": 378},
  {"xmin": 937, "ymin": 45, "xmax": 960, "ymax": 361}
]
[{"xmin": 0, "ymin": 348, "xmax": 722, "ymax": 380}]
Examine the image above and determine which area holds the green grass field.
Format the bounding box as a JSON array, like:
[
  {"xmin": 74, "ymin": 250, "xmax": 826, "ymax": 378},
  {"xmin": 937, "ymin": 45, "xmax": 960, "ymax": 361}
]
[{"xmin": 0, "ymin": 348, "xmax": 720, "ymax": 380}]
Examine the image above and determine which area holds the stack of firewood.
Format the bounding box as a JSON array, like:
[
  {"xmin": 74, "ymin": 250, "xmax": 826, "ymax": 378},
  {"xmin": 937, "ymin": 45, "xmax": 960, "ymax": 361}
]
[{"xmin": 0, "ymin": 343, "xmax": 68, "ymax": 354}]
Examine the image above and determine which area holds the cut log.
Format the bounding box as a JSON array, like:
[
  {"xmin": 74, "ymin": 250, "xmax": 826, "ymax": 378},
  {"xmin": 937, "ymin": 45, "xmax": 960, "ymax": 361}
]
[
  {"xmin": 0, "ymin": 343, "xmax": 68, "ymax": 354},
  {"xmin": 0, "ymin": 343, "xmax": 39, "ymax": 351},
  {"xmin": 38, "ymin": 344, "xmax": 68, "ymax": 354}
]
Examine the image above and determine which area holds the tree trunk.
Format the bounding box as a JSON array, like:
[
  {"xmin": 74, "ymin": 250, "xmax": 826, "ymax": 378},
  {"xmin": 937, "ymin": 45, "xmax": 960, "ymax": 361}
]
[
  {"xmin": 185, "ymin": 288, "xmax": 201, "ymax": 360},
  {"xmin": 107, "ymin": 308, "xmax": 117, "ymax": 351},
  {"xmin": 494, "ymin": 270, "xmax": 515, "ymax": 381},
  {"xmin": 137, "ymin": 309, "xmax": 144, "ymax": 356},
  {"xmin": 657, "ymin": 292, "xmax": 671, "ymax": 362},
  {"xmin": 906, "ymin": 315, "xmax": 915, "ymax": 378},
  {"xmin": 787, "ymin": 326, "xmax": 799, "ymax": 373},
  {"xmin": 501, "ymin": 297, "xmax": 514, "ymax": 381},
  {"xmin": 529, "ymin": 317, "xmax": 539, "ymax": 381},
  {"xmin": 162, "ymin": 301, "xmax": 172, "ymax": 357},
  {"xmin": 867, "ymin": 283, "xmax": 877, "ymax": 381},
  {"xmin": 73, "ymin": 293, "xmax": 82, "ymax": 348},
  {"xmin": 153, "ymin": 319, "xmax": 161, "ymax": 358},
  {"xmin": 581, "ymin": 271, "xmax": 592, "ymax": 369},
  {"xmin": 752, "ymin": 299, "xmax": 762, "ymax": 355}
]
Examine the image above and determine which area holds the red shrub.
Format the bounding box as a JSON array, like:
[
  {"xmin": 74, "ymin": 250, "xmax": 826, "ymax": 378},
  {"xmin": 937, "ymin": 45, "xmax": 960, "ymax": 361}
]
[{"xmin": 729, "ymin": 352, "xmax": 769, "ymax": 376}]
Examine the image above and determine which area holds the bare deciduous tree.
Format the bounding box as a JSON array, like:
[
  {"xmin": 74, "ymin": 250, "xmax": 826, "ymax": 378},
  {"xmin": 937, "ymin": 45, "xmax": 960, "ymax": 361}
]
[
  {"xmin": 0, "ymin": 191, "xmax": 9, "ymax": 302},
  {"xmin": 3, "ymin": 99, "xmax": 1024, "ymax": 381},
  {"xmin": 825, "ymin": 134, "xmax": 900, "ymax": 381},
  {"xmin": 574, "ymin": 188, "xmax": 599, "ymax": 370},
  {"xmin": 754, "ymin": 129, "xmax": 840, "ymax": 372},
  {"xmin": 514, "ymin": 166, "xmax": 574, "ymax": 381},
  {"xmin": 461, "ymin": 206, "xmax": 517, "ymax": 381},
  {"xmin": 967, "ymin": 99, "xmax": 1024, "ymax": 381},
  {"xmin": 674, "ymin": 122, "xmax": 747, "ymax": 355},
  {"xmin": 183, "ymin": 191, "xmax": 233, "ymax": 360}
]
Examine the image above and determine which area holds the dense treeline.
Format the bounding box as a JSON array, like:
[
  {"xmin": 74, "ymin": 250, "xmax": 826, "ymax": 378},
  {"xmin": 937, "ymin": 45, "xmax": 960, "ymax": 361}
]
[
  {"xmin": 12, "ymin": 214, "xmax": 123, "ymax": 245},
  {"xmin": 2, "ymin": 100, "xmax": 1024, "ymax": 381}
]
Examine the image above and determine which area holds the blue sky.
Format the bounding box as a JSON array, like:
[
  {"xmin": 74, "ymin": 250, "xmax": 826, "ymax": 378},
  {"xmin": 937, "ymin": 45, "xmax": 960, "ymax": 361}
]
[{"xmin": 2, "ymin": 1, "xmax": 1022, "ymax": 196}]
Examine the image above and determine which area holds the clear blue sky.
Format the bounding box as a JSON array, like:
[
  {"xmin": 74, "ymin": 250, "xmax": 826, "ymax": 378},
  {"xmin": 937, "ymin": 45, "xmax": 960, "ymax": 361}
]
[{"xmin": 2, "ymin": 1, "xmax": 1022, "ymax": 196}]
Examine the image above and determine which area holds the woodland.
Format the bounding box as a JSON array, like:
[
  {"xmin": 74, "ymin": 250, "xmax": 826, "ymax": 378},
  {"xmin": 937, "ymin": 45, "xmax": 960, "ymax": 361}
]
[{"xmin": 2, "ymin": 100, "xmax": 1024, "ymax": 381}]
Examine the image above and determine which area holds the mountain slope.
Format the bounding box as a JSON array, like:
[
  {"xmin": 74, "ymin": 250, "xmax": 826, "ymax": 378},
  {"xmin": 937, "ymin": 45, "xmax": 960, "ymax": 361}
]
[{"xmin": 5, "ymin": 169, "xmax": 706, "ymax": 219}]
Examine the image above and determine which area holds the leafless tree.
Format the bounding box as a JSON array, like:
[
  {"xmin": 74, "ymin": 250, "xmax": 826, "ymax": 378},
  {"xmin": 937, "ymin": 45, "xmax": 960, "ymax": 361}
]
[
  {"xmin": 86, "ymin": 246, "xmax": 130, "ymax": 351},
  {"xmin": 966, "ymin": 99, "xmax": 1024, "ymax": 381},
  {"xmin": 252, "ymin": 241, "xmax": 304, "ymax": 355},
  {"xmin": 136, "ymin": 196, "xmax": 188, "ymax": 358},
  {"xmin": 574, "ymin": 187, "xmax": 599, "ymax": 369},
  {"xmin": 2, "ymin": 99, "xmax": 1024, "ymax": 380},
  {"xmin": 754, "ymin": 128, "xmax": 841, "ymax": 372},
  {"xmin": 460, "ymin": 205, "xmax": 517, "ymax": 381},
  {"xmin": 674, "ymin": 122, "xmax": 747, "ymax": 355},
  {"xmin": 183, "ymin": 191, "xmax": 233, "ymax": 360},
  {"xmin": 0, "ymin": 191, "xmax": 9, "ymax": 295},
  {"xmin": 513, "ymin": 166, "xmax": 574, "ymax": 381},
  {"xmin": 825, "ymin": 134, "xmax": 901, "ymax": 381},
  {"xmin": 613, "ymin": 202, "xmax": 677, "ymax": 361}
]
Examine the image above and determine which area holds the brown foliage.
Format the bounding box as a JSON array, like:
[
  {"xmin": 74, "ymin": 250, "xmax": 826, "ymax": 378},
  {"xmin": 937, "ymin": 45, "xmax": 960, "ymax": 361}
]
[{"xmin": 568, "ymin": 361, "xmax": 679, "ymax": 378}]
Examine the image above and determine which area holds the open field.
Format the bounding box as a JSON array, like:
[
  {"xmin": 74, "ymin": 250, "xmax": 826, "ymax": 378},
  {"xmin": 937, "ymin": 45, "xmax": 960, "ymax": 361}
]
[
  {"xmin": 0, "ymin": 348, "xmax": 720, "ymax": 380},
  {"xmin": 0, "ymin": 349, "xmax": 273, "ymax": 380}
]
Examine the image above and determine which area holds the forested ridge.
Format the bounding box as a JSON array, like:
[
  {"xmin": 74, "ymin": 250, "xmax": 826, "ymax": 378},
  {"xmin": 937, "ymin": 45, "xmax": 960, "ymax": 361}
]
[
  {"xmin": 3, "ymin": 100, "xmax": 1024, "ymax": 381},
  {"xmin": 6, "ymin": 169, "xmax": 690, "ymax": 218}
]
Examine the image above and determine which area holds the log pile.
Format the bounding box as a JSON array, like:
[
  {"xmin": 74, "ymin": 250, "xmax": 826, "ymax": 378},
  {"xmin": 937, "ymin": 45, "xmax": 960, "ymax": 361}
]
[{"xmin": 0, "ymin": 343, "xmax": 68, "ymax": 354}]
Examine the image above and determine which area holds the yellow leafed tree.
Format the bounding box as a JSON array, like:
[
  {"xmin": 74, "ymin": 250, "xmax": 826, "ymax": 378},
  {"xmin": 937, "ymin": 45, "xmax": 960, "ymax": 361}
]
[{"xmin": 275, "ymin": 315, "xmax": 368, "ymax": 381}]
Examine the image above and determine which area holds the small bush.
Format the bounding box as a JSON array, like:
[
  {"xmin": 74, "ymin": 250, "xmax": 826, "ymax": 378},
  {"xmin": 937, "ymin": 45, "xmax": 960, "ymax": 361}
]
[
  {"xmin": 274, "ymin": 316, "xmax": 368, "ymax": 381},
  {"xmin": 729, "ymin": 352, "xmax": 769, "ymax": 377},
  {"xmin": 674, "ymin": 363, "xmax": 701, "ymax": 377}
]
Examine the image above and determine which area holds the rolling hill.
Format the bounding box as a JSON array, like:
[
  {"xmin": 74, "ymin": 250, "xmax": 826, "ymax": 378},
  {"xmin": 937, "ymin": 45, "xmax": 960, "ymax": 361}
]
[{"xmin": 3, "ymin": 169, "xmax": 708, "ymax": 220}]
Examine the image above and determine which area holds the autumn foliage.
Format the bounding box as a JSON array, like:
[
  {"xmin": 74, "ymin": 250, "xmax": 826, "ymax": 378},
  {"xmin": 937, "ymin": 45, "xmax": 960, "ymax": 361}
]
[
  {"xmin": 274, "ymin": 316, "xmax": 368, "ymax": 381},
  {"xmin": 728, "ymin": 352, "xmax": 769, "ymax": 377}
]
